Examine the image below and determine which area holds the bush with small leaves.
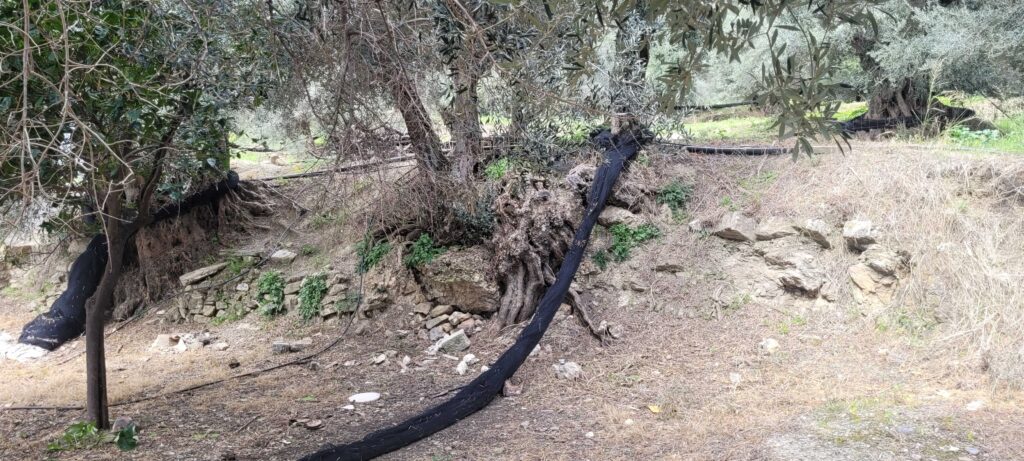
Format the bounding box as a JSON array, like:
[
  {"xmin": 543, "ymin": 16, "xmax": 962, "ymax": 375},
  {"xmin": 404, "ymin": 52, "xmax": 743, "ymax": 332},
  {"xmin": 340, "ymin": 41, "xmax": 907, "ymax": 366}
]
[
  {"xmin": 298, "ymin": 273, "xmax": 327, "ymax": 320},
  {"xmin": 257, "ymin": 270, "xmax": 286, "ymax": 317}
]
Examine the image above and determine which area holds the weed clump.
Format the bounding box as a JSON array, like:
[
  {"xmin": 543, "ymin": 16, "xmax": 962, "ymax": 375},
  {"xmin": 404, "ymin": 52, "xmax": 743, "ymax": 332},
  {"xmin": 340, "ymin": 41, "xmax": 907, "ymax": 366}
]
[
  {"xmin": 657, "ymin": 180, "xmax": 694, "ymax": 222},
  {"xmin": 298, "ymin": 273, "xmax": 327, "ymax": 320},
  {"xmin": 356, "ymin": 236, "xmax": 391, "ymax": 273},
  {"xmin": 257, "ymin": 270, "xmax": 286, "ymax": 317},
  {"xmin": 608, "ymin": 223, "xmax": 661, "ymax": 262}
]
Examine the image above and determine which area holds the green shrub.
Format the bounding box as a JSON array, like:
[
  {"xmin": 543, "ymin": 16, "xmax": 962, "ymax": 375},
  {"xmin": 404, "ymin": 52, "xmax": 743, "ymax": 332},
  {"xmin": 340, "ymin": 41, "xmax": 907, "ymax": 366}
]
[
  {"xmin": 355, "ymin": 236, "xmax": 391, "ymax": 273},
  {"xmin": 226, "ymin": 255, "xmax": 253, "ymax": 276},
  {"xmin": 451, "ymin": 190, "xmax": 496, "ymax": 245},
  {"xmin": 257, "ymin": 270, "xmax": 286, "ymax": 317},
  {"xmin": 298, "ymin": 273, "xmax": 327, "ymax": 320},
  {"xmin": 608, "ymin": 224, "xmax": 661, "ymax": 262},
  {"xmin": 404, "ymin": 234, "xmax": 445, "ymax": 268},
  {"xmin": 657, "ymin": 180, "xmax": 694, "ymax": 222}
]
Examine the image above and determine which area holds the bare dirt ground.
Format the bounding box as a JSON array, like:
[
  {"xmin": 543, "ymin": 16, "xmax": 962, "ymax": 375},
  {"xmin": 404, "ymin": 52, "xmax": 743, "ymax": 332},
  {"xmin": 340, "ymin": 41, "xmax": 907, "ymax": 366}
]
[{"xmin": 2, "ymin": 141, "xmax": 1023, "ymax": 461}]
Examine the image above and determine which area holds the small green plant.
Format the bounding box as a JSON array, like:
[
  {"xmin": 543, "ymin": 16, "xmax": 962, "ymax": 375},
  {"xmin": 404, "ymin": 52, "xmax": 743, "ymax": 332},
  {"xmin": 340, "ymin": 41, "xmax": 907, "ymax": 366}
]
[
  {"xmin": 300, "ymin": 244, "xmax": 319, "ymax": 256},
  {"xmin": 484, "ymin": 157, "xmax": 513, "ymax": 180},
  {"xmin": 725, "ymin": 292, "xmax": 752, "ymax": 311},
  {"xmin": 356, "ymin": 236, "xmax": 391, "ymax": 273},
  {"xmin": 404, "ymin": 234, "xmax": 445, "ymax": 268},
  {"xmin": 336, "ymin": 291, "xmax": 362, "ymax": 314},
  {"xmin": 310, "ymin": 211, "xmax": 344, "ymax": 229},
  {"xmin": 257, "ymin": 270, "xmax": 286, "ymax": 317},
  {"xmin": 948, "ymin": 125, "xmax": 1001, "ymax": 143},
  {"xmin": 657, "ymin": 180, "xmax": 694, "ymax": 222},
  {"xmin": 298, "ymin": 273, "xmax": 328, "ymax": 320},
  {"xmin": 720, "ymin": 196, "xmax": 738, "ymax": 211},
  {"xmin": 608, "ymin": 223, "xmax": 661, "ymax": 262},
  {"xmin": 210, "ymin": 302, "xmax": 247, "ymax": 326},
  {"xmin": 591, "ymin": 249, "xmax": 609, "ymax": 271},
  {"xmin": 47, "ymin": 421, "xmax": 137, "ymax": 452},
  {"xmin": 226, "ymin": 256, "xmax": 253, "ymax": 276}
]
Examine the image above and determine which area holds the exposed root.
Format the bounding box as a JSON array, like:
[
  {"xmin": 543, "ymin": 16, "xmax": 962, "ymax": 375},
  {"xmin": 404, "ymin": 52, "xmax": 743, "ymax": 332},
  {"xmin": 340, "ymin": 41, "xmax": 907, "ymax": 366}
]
[{"xmin": 492, "ymin": 175, "xmax": 580, "ymax": 325}]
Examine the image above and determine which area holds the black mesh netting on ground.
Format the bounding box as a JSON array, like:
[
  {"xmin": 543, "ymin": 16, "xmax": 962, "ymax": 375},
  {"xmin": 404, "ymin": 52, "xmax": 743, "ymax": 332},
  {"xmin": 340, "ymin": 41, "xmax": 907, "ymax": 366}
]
[
  {"xmin": 18, "ymin": 172, "xmax": 240, "ymax": 351},
  {"xmin": 300, "ymin": 132, "xmax": 646, "ymax": 461}
]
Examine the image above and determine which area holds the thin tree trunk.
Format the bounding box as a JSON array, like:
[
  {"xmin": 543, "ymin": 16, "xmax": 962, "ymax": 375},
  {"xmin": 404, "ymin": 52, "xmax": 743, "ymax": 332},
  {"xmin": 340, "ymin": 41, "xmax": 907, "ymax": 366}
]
[
  {"xmin": 388, "ymin": 72, "xmax": 448, "ymax": 173},
  {"xmin": 447, "ymin": 71, "xmax": 482, "ymax": 183}
]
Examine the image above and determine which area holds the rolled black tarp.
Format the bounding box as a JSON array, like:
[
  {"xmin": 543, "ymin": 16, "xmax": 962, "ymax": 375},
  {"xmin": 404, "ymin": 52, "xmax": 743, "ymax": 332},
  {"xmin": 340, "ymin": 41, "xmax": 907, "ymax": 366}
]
[
  {"xmin": 300, "ymin": 132, "xmax": 646, "ymax": 461},
  {"xmin": 18, "ymin": 172, "xmax": 240, "ymax": 350}
]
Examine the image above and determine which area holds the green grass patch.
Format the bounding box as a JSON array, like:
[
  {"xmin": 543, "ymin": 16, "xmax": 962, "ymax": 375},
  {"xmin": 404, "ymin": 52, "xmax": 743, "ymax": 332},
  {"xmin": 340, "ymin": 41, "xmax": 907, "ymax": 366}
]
[
  {"xmin": 47, "ymin": 421, "xmax": 138, "ymax": 453},
  {"xmin": 484, "ymin": 157, "xmax": 514, "ymax": 180},
  {"xmin": 834, "ymin": 101, "xmax": 868, "ymax": 122},
  {"xmin": 685, "ymin": 115, "xmax": 774, "ymax": 142},
  {"xmin": 945, "ymin": 114, "xmax": 1024, "ymax": 154}
]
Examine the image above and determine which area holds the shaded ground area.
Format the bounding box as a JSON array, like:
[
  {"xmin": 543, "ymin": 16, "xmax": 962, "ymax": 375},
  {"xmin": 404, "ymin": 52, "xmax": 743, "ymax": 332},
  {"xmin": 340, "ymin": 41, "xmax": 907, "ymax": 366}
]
[{"xmin": 2, "ymin": 142, "xmax": 1023, "ymax": 460}]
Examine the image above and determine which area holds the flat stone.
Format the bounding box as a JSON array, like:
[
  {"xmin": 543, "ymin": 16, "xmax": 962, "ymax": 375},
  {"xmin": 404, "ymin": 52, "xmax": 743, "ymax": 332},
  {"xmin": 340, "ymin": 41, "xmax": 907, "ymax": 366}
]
[
  {"xmin": 270, "ymin": 249, "xmax": 297, "ymax": 263},
  {"xmin": 842, "ymin": 219, "xmax": 877, "ymax": 251},
  {"xmin": 759, "ymin": 338, "xmax": 780, "ymax": 355},
  {"xmin": 348, "ymin": 392, "xmax": 381, "ymax": 403},
  {"xmin": 756, "ymin": 217, "xmax": 797, "ymax": 241},
  {"xmin": 272, "ymin": 341, "xmax": 292, "ymax": 354},
  {"xmin": 712, "ymin": 212, "xmax": 757, "ymax": 242},
  {"xmin": 428, "ymin": 326, "xmax": 447, "ymax": 342},
  {"xmin": 448, "ymin": 311, "xmax": 471, "ymax": 325},
  {"xmin": 430, "ymin": 330, "xmax": 470, "ymax": 354},
  {"xmin": 848, "ymin": 263, "xmax": 878, "ymax": 293},
  {"xmin": 235, "ymin": 283, "xmax": 249, "ymax": 292},
  {"xmin": 201, "ymin": 304, "xmax": 217, "ymax": 317},
  {"xmin": 653, "ymin": 263, "xmax": 684, "ymax": 273},
  {"xmin": 178, "ymin": 263, "xmax": 228, "ymax": 286},
  {"xmin": 413, "ymin": 302, "xmax": 432, "ymax": 315},
  {"xmin": 795, "ymin": 219, "xmax": 832, "ymax": 249},
  {"xmin": 553, "ymin": 361, "xmax": 583, "ymax": 380},
  {"xmin": 429, "ymin": 304, "xmax": 454, "ymax": 318},
  {"xmin": 290, "ymin": 337, "xmax": 313, "ymax": 352},
  {"xmin": 151, "ymin": 334, "xmax": 180, "ymax": 349},
  {"xmin": 425, "ymin": 314, "xmax": 450, "ymax": 330},
  {"xmin": 598, "ymin": 206, "xmax": 644, "ymax": 228},
  {"xmin": 284, "ymin": 281, "xmax": 302, "ymax": 295},
  {"xmin": 208, "ymin": 342, "xmax": 229, "ymax": 351}
]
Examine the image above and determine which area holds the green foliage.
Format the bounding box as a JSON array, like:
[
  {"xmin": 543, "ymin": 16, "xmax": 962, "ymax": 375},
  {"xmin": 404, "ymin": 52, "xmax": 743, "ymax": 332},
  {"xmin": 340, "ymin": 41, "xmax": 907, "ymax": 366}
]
[
  {"xmin": 356, "ymin": 237, "xmax": 392, "ymax": 273},
  {"xmin": 451, "ymin": 190, "xmax": 497, "ymax": 245},
  {"xmin": 484, "ymin": 157, "xmax": 513, "ymax": 180},
  {"xmin": 404, "ymin": 234, "xmax": 445, "ymax": 268},
  {"xmin": 657, "ymin": 180, "xmax": 694, "ymax": 222},
  {"xmin": 608, "ymin": 224, "xmax": 661, "ymax": 262},
  {"xmin": 47, "ymin": 421, "xmax": 137, "ymax": 453},
  {"xmin": 298, "ymin": 273, "xmax": 328, "ymax": 320},
  {"xmin": 685, "ymin": 116, "xmax": 775, "ymax": 142},
  {"xmin": 720, "ymin": 196, "xmax": 738, "ymax": 211},
  {"xmin": 948, "ymin": 126, "xmax": 1000, "ymax": 144},
  {"xmin": 257, "ymin": 270, "xmax": 286, "ymax": 317}
]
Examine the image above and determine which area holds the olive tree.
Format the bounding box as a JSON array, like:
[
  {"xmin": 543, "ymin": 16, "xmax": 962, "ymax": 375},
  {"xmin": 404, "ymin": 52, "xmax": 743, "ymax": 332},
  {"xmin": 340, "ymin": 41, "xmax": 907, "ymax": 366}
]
[{"xmin": 0, "ymin": 0, "xmax": 264, "ymax": 428}]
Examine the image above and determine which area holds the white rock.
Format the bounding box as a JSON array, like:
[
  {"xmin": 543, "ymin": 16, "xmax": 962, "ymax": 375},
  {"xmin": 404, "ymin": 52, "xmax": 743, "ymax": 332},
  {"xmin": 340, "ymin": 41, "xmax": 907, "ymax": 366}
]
[
  {"xmin": 455, "ymin": 361, "xmax": 469, "ymax": 375},
  {"xmin": 729, "ymin": 372, "xmax": 742, "ymax": 386},
  {"xmin": 796, "ymin": 219, "xmax": 832, "ymax": 249},
  {"xmin": 178, "ymin": 263, "xmax": 228, "ymax": 286},
  {"xmin": 842, "ymin": 219, "xmax": 877, "ymax": 251},
  {"xmin": 270, "ymin": 249, "xmax": 298, "ymax": 263},
  {"xmin": 372, "ymin": 354, "xmax": 387, "ymax": 365},
  {"xmin": 965, "ymin": 400, "xmax": 985, "ymax": 411},
  {"xmin": 553, "ymin": 361, "xmax": 583, "ymax": 380},
  {"xmin": 759, "ymin": 338, "xmax": 780, "ymax": 355},
  {"xmin": 342, "ymin": 404, "xmax": 355, "ymax": 410},
  {"xmin": 712, "ymin": 212, "xmax": 757, "ymax": 242},
  {"xmin": 208, "ymin": 342, "xmax": 229, "ymax": 351},
  {"xmin": 235, "ymin": 283, "xmax": 250, "ymax": 292},
  {"xmin": 348, "ymin": 392, "xmax": 381, "ymax": 403}
]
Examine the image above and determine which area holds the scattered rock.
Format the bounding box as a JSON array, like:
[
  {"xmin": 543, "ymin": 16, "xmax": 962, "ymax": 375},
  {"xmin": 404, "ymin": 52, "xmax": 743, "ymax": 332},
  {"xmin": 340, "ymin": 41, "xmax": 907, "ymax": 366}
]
[
  {"xmin": 348, "ymin": 392, "xmax": 381, "ymax": 403},
  {"xmin": 429, "ymin": 330, "xmax": 470, "ymax": 354},
  {"xmin": 795, "ymin": 219, "xmax": 832, "ymax": 249},
  {"xmin": 179, "ymin": 263, "xmax": 228, "ymax": 286},
  {"xmin": 270, "ymin": 249, "xmax": 297, "ymax": 263},
  {"xmin": 503, "ymin": 378, "xmax": 523, "ymax": 397},
  {"xmin": 412, "ymin": 302, "xmax": 432, "ymax": 315},
  {"xmin": 712, "ymin": 212, "xmax": 757, "ymax": 242},
  {"xmin": 759, "ymin": 243, "xmax": 826, "ymax": 296},
  {"xmin": 235, "ymin": 283, "xmax": 249, "ymax": 292},
  {"xmin": 653, "ymin": 263, "xmax": 684, "ymax": 273},
  {"xmin": 290, "ymin": 337, "xmax": 313, "ymax": 352},
  {"xmin": 598, "ymin": 206, "xmax": 645, "ymax": 228},
  {"xmin": 553, "ymin": 361, "xmax": 583, "ymax": 380},
  {"xmin": 759, "ymin": 338, "xmax": 780, "ymax": 355},
  {"xmin": 418, "ymin": 247, "xmax": 500, "ymax": 313},
  {"xmin": 271, "ymin": 341, "xmax": 292, "ymax": 355},
  {"xmin": 425, "ymin": 314, "xmax": 450, "ymax": 330},
  {"xmin": 448, "ymin": 311, "xmax": 471, "ymax": 325},
  {"xmin": 755, "ymin": 217, "xmax": 797, "ymax": 241},
  {"xmin": 284, "ymin": 281, "xmax": 302, "ymax": 295},
  {"xmin": 428, "ymin": 326, "xmax": 447, "ymax": 342},
  {"xmin": 208, "ymin": 342, "xmax": 229, "ymax": 352},
  {"xmin": 842, "ymin": 219, "xmax": 877, "ymax": 251},
  {"xmin": 272, "ymin": 338, "xmax": 312, "ymax": 354},
  {"xmin": 372, "ymin": 354, "xmax": 387, "ymax": 365},
  {"xmin": 227, "ymin": 358, "xmax": 241, "ymax": 369}
]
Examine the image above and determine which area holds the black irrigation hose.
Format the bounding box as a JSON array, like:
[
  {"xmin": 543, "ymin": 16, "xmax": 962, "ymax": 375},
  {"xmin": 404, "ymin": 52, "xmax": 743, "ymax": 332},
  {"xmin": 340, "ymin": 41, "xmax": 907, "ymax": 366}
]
[
  {"xmin": 299, "ymin": 131, "xmax": 647, "ymax": 461},
  {"xmin": 17, "ymin": 172, "xmax": 241, "ymax": 351},
  {"xmin": 839, "ymin": 115, "xmax": 920, "ymax": 133},
  {"xmin": 682, "ymin": 145, "xmax": 790, "ymax": 155}
]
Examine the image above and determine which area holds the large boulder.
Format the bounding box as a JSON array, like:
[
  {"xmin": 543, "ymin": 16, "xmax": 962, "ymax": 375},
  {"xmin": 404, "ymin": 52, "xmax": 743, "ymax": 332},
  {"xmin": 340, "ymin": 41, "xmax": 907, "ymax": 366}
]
[
  {"xmin": 759, "ymin": 243, "xmax": 826, "ymax": 296},
  {"xmin": 419, "ymin": 247, "xmax": 500, "ymax": 314},
  {"xmin": 755, "ymin": 217, "xmax": 797, "ymax": 241},
  {"xmin": 178, "ymin": 263, "xmax": 227, "ymax": 286},
  {"xmin": 795, "ymin": 219, "xmax": 833, "ymax": 249}
]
